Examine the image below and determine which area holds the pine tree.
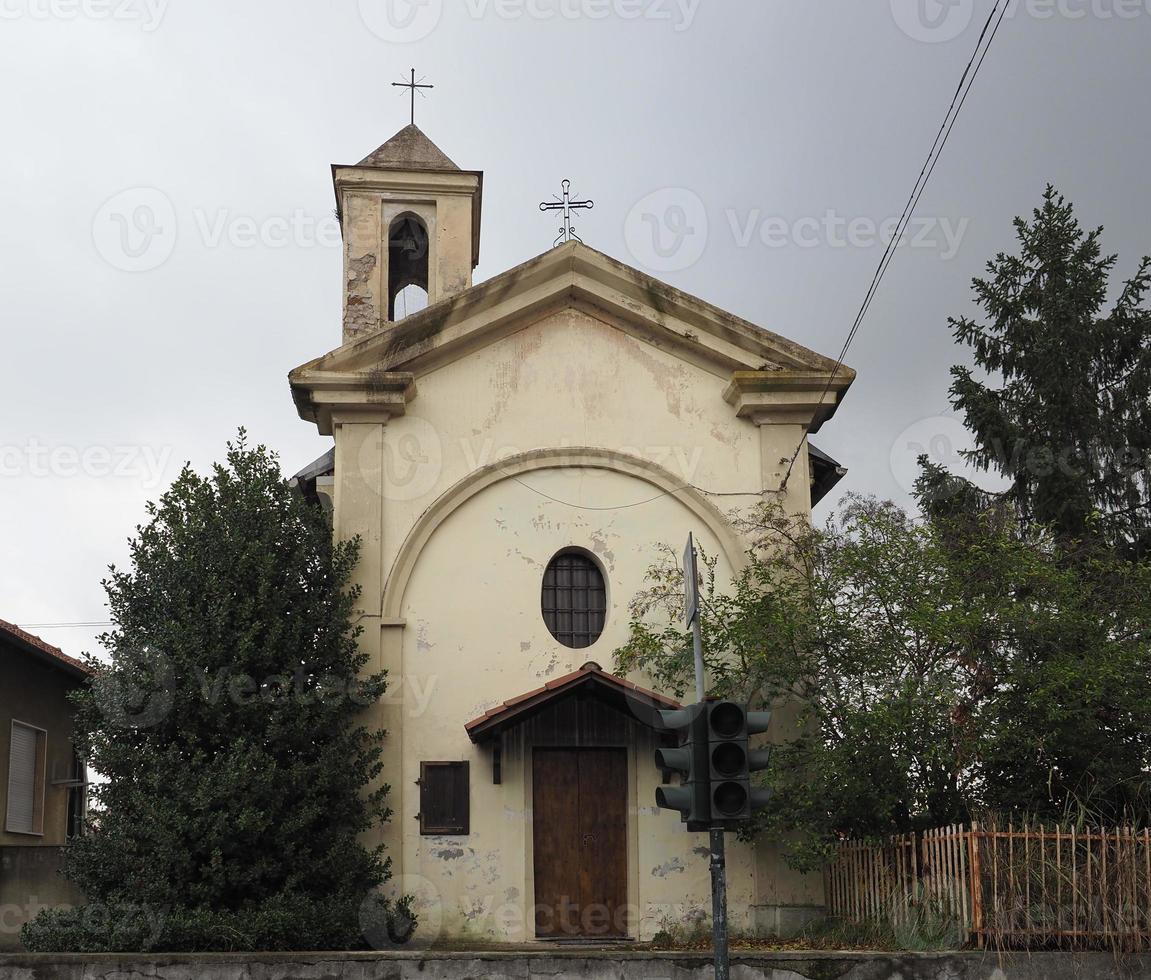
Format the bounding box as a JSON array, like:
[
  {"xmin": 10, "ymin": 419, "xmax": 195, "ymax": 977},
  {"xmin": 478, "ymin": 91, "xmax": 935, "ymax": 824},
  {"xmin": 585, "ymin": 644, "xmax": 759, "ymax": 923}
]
[
  {"xmin": 943, "ymin": 186, "xmax": 1151, "ymax": 554},
  {"xmin": 23, "ymin": 433, "xmax": 402, "ymax": 952}
]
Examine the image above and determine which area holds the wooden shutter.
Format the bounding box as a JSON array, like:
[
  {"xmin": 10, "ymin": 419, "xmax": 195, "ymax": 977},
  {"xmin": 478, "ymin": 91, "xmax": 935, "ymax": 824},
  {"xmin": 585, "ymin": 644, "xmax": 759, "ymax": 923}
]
[
  {"xmin": 419, "ymin": 761, "xmax": 469, "ymax": 835},
  {"xmin": 6, "ymin": 722, "xmax": 45, "ymax": 835}
]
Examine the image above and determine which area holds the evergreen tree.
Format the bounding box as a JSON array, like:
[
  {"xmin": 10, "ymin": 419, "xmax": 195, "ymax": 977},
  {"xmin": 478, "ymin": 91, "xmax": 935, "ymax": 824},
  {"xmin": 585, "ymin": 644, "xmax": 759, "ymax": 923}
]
[
  {"xmin": 23, "ymin": 433, "xmax": 404, "ymax": 952},
  {"xmin": 941, "ymin": 186, "xmax": 1151, "ymax": 554}
]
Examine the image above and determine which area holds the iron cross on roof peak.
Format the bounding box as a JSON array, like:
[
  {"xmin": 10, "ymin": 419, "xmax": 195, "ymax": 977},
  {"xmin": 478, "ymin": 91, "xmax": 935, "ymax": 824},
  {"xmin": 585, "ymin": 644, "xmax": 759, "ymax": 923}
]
[
  {"xmin": 392, "ymin": 68, "xmax": 434, "ymax": 126},
  {"xmin": 540, "ymin": 179, "xmax": 594, "ymax": 247}
]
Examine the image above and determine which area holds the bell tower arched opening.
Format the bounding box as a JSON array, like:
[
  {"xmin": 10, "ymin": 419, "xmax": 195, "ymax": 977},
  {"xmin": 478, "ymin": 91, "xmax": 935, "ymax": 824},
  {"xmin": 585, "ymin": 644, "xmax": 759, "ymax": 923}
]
[{"xmin": 388, "ymin": 214, "xmax": 430, "ymax": 320}]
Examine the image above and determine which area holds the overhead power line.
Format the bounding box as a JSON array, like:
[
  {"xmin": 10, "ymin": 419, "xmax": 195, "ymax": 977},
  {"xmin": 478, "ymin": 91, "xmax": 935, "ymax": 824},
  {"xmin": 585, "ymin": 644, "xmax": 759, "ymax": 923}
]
[{"xmin": 778, "ymin": 0, "xmax": 1011, "ymax": 492}]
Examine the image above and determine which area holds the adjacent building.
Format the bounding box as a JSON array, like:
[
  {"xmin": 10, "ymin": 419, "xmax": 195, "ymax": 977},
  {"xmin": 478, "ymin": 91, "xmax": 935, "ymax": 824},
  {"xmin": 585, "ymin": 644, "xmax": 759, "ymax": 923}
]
[{"xmin": 0, "ymin": 620, "xmax": 90, "ymax": 949}]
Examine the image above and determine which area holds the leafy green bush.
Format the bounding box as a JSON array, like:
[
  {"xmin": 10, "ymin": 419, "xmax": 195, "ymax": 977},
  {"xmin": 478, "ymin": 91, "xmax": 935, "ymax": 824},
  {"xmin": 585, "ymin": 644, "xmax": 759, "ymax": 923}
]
[
  {"xmin": 21, "ymin": 434, "xmax": 405, "ymax": 952},
  {"xmin": 21, "ymin": 894, "xmax": 395, "ymax": 953}
]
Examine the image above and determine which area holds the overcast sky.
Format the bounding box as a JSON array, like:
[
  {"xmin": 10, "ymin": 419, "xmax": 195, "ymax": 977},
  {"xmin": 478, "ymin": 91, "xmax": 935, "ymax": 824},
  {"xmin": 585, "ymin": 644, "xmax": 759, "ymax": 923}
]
[{"xmin": 2, "ymin": 0, "xmax": 1148, "ymax": 659}]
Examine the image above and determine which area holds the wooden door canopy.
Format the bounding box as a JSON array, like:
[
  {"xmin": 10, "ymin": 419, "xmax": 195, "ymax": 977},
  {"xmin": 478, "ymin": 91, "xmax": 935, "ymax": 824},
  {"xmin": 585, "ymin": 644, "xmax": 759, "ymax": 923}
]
[{"xmin": 465, "ymin": 661, "xmax": 681, "ymax": 744}]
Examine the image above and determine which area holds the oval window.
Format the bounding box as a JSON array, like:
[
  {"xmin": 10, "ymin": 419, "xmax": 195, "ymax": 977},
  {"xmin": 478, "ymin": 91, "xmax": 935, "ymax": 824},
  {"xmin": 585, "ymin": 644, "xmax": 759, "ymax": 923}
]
[{"xmin": 540, "ymin": 550, "xmax": 607, "ymax": 649}]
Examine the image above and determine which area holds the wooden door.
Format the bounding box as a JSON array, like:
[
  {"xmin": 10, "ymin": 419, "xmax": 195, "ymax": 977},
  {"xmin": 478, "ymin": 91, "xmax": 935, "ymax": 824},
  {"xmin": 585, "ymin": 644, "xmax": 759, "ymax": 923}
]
[{"xmin": 532, "ymin": 748, "xmax": 628, "ymax": 938}]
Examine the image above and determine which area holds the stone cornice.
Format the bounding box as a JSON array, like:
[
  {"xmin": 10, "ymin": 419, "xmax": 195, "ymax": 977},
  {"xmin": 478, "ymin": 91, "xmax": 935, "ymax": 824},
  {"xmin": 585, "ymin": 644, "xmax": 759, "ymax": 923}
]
[
  {"xmin": 723, "ymin": 370, "xmax": 855, "ymax": 433},
  {"xmin": 331, "ymin": 165, "xmax": 483, "ymax": 268},
  {"xmin": 290, "ymin": 370, "xmax": 416, "ymax": 435}
]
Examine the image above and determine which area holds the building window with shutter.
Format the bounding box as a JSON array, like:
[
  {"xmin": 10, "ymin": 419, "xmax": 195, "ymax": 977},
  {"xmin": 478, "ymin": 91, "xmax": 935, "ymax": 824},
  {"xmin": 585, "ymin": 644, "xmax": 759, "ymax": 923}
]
[
  {"xmin": 419, "ymin": 761, "xmax": 469, "ymax": 835},
  {"xmin": 6, "ymin": 720, "xmax": 47, "ymax": 836}
]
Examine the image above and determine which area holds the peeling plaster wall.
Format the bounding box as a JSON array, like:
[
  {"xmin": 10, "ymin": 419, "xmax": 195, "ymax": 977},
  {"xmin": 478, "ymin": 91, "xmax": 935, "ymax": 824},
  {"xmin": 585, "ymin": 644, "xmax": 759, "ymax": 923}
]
[
  {"xmin": 395, "ymin": 470, "xmax": 751, "ymax": 942},
  {"xmin": 377, "ymin": 307, "xmax": 775, "ymax": 584},
  {"xmin": 341, "ymin": 193, "xmax": 383, "ymax": 342},
  {"xmin": 339, "ymin": 176, "xmax": 477, "ymax": 344},
  {"xmin": 335, "ymin": 306, "xmax": 821, "ymax": 942}
]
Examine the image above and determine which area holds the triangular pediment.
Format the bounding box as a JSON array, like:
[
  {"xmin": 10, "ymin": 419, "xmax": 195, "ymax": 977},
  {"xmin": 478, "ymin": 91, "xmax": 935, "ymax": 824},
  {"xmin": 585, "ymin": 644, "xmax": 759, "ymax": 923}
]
[{"xmin": 289, "ymin": 241, "xmax": 855, "ymax": 433}]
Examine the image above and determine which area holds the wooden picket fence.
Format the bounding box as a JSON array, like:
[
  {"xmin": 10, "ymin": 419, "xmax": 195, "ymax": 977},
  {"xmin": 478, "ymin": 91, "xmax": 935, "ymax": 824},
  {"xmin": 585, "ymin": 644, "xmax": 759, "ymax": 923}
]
[{"xmin": 825, "ymin": 821, "xmax": 1151, "ymax": 950}]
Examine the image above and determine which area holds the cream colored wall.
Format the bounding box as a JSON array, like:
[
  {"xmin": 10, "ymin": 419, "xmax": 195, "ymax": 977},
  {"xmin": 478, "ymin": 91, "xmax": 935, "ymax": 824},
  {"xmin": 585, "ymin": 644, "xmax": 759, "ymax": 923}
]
[
  {"xmin": 331, "ymin": 306, "xmax": 821, "ymax": 941},
  {"xmin": 376, "ymin": 307, "xmax": 771, "ymax": 577},
  {"xmin": 392, "ymin": 468, "xmax": 761, "ymax": 941}
]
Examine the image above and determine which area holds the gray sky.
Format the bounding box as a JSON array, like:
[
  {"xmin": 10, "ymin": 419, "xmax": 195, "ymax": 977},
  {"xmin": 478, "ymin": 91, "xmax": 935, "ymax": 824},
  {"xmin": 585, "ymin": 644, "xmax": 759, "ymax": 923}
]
[{"xmin": 3, "ymin": 0, "xmax": 1149, "ymax": 659}]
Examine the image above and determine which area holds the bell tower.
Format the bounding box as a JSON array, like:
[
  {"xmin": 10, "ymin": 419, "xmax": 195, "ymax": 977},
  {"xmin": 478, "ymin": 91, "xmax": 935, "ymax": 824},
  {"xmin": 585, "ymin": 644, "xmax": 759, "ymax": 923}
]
[{"xmin": 334, "ymin": 124, "xmax": 483, "ymax": 343}]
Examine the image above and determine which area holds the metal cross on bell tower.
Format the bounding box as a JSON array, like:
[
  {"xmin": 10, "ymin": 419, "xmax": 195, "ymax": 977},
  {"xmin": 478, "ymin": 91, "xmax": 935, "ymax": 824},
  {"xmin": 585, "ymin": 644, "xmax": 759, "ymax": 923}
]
[
  {"xmin": 539, "ymin": 179, "xmax": 594, "ymax": 246},
  {"xmin": 392, "ymin": 68, "xmax": 434, "ymax": 125}
]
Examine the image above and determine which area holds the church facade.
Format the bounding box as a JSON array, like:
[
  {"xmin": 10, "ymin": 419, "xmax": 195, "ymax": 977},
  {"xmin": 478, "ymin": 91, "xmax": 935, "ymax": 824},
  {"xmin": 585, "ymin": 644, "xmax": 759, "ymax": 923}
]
[{"xmin": 289, "ymin": 124, "xmax": 854, "ymax": 944}]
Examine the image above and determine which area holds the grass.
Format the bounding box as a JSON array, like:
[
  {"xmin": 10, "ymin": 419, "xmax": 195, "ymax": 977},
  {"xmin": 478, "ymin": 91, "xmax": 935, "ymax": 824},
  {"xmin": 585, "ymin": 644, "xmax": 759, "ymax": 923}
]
[{"xmin": 649, "ymin": 889, "xmax": 966, "ymax": 953}]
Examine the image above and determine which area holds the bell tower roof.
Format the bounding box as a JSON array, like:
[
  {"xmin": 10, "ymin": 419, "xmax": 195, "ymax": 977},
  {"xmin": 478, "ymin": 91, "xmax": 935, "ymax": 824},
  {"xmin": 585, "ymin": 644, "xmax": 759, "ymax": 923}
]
[
  {"xmin": 332, "ymin": 123, "xmax": 483, "ymax": 342},
  {"xmin": 356, "ymin": 123, "xmax": 460, "ymax": 172}
]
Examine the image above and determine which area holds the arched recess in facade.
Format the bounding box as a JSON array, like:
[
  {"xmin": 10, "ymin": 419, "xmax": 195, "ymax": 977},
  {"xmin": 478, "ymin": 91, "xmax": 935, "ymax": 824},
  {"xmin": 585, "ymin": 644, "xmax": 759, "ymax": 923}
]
[{"xmin": 381, "ymin": 447, "xmax": 747, "ymax": 620}]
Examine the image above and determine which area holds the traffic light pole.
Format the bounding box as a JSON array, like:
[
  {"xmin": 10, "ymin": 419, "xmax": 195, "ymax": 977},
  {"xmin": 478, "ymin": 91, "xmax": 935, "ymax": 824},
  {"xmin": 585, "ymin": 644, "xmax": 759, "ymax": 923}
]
[
  {"xmin": 709, "ymin": 829, "xmax": 730, "ymax": 980},
  {"xmin": 689, "ymin": 559, "xmax": 729, "ymax": 980}
]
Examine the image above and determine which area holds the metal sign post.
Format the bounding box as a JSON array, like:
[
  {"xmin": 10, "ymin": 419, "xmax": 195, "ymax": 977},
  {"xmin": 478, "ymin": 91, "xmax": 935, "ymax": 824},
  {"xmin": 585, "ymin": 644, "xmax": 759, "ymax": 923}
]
[
  {"xmin": 684, "ymin": 533, "xmax": 730, "ymax": 980},
  {"xmin": 683, "ymin": 533, "xmax": 705, "ymax": 704}
]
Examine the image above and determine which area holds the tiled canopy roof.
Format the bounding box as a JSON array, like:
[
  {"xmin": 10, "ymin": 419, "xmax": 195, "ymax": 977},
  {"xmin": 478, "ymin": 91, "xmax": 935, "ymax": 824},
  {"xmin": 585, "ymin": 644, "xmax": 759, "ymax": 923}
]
[{"xmin": 465, "ymin": 661, "xmax": 681, "ymax": 743}]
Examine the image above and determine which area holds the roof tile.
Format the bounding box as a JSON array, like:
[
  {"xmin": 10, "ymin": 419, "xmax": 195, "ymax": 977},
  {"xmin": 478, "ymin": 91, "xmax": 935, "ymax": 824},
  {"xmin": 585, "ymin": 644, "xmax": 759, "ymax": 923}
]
[
  {"xmin": 465, "ymin": 662, "xmax": 679, "ymax": 740},
  {"xmin": 0, "ymin": 618, "xmax": 93, "ymax": 677}
]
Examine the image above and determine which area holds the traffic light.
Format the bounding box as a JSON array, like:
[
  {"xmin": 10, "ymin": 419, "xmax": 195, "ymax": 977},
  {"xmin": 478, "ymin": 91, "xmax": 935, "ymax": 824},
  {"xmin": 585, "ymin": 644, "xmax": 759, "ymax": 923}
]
[
  {"xmin": 654, "ymin": 705, "xmax": 708, "ymax": 827},
  {"xmin": 704, "ymin": 701, "xmax": 774, "ymax": 828}
]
